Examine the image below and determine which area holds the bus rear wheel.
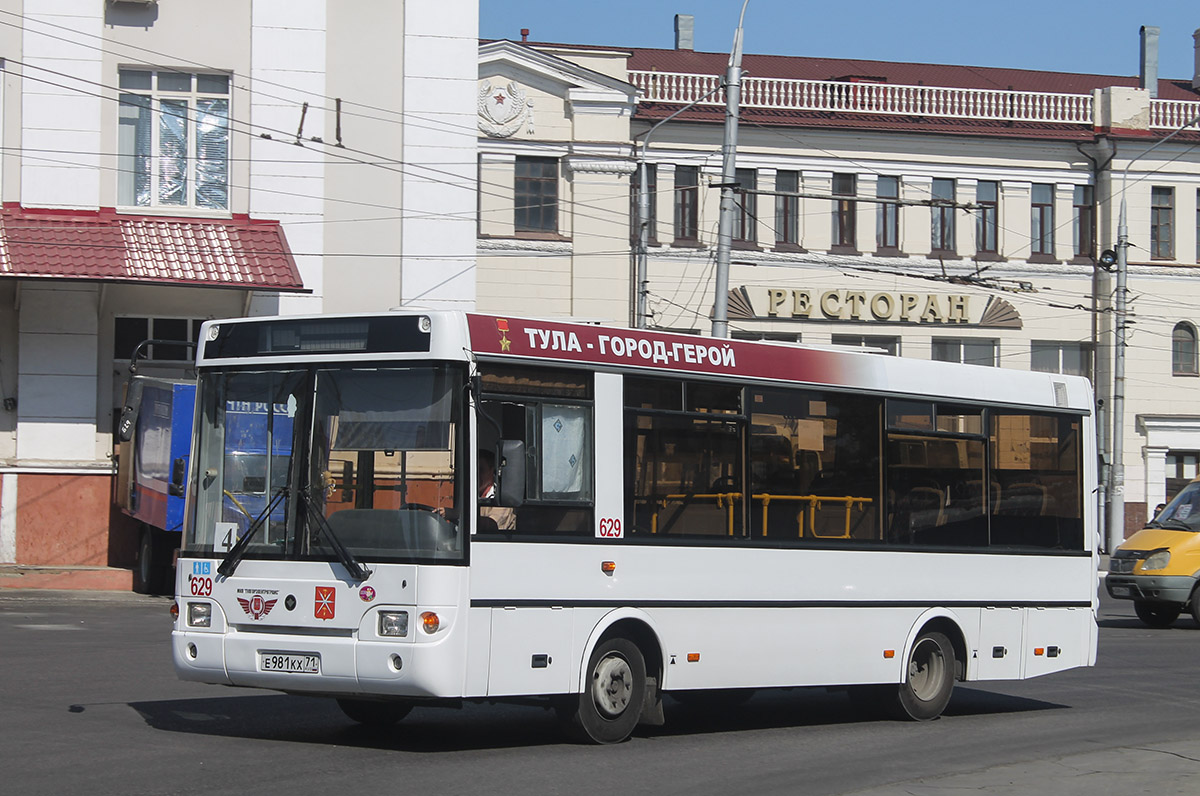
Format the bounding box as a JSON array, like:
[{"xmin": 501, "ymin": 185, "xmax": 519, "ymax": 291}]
[
  {"xmin": 1190, "ymin": 586, "xmax": 1200, "ymax": 627},
  {"xmin": 563, "ymin": 637, "xmax": 646, "ymax": 744},
  {"xmin": 892, "ymin": 631, "xmax": 955, "ymax": 721},
  {"xmin": 1134, "ymin": 600, "xmax": 1181, "ymax": 628},
  {"xmin": 336, "ymin": 698, "xmax": 413, "ymax": 727}
]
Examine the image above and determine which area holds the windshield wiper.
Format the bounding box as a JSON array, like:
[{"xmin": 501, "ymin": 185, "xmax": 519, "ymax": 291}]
[
  {"xmin": 217, "ymin": 488, "xmax": 288, "ymax": 578},
  {"xmin": 301, "ymin": 487, "xmax": 372, "ymax": 582}
]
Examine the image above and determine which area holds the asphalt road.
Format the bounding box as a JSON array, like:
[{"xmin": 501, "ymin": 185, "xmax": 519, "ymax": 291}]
[{"xmin": 3, "ymin": 589, "xmax": 1197, "ymax": 796}]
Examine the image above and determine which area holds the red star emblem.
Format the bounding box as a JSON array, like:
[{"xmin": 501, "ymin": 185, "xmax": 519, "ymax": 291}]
[{"xmin": 493, "ymin": 93, "xmax": 506, "ymax": 105}]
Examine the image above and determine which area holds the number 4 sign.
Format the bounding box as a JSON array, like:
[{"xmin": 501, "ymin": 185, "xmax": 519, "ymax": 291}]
[{"xmin": 214, "ymin": 522, "xmax": 239, "ymax": 553}]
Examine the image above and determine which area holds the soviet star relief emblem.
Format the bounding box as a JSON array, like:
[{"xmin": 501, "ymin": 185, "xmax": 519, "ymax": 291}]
[{"xmin": 478, "ymin": 80, "xmax": 534, "ymax": 138}]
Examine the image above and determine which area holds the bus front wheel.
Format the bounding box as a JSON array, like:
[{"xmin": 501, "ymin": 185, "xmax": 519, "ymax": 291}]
[
  {"xmin": 892, "ymin": 631, "xmax": 955, "ymax": 721},
  {"xmin": 336, "ymin": 698, "xmax": 413, "ymax": 727},
  {"xmin": 563, "ymin": 637, "xmax": 646, "ymax": 744}
]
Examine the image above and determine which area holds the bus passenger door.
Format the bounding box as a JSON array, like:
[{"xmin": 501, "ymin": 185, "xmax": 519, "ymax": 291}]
[
  {"xmin": 487, "ymin": 607, "xmax": 573, "ymax": 696},
  {"xmin": 975, "ymin": 606, "xmax": 1024, "ymax": 680}
]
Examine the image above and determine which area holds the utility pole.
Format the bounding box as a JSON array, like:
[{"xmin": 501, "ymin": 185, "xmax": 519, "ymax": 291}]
[{"xmin": 710, "ymin": 0, "xmax": 750, "ymax": 339}]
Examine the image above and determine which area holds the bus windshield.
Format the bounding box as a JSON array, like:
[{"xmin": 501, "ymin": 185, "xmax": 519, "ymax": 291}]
[{"xmin": 184, "ymin": 364, "xmax": 465, "ymax": 563}]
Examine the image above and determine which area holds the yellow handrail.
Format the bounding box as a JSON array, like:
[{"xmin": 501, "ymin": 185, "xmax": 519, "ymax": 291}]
[{"xmin": 638, "ymin": 492, "xmax": 872, "ymax": 538}]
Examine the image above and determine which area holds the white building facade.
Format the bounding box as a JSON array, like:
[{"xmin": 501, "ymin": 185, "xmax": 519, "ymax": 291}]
[
  {"xmin": 475, "ymin": 23, "xmax": 1200, "ymax": 547},
  {"xmin": 0, "ymin": 0, "xmax": 477, "ymax": 585}
]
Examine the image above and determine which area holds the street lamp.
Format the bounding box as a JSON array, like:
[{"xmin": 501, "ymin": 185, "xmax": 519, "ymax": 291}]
[{"xmin": 1107, "ymin": 113, "xmax": 1200, "ymax": 554}]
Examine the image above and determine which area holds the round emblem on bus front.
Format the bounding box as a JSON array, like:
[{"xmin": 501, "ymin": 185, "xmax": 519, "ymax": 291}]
[{"xmin": 359, "ymin": 586, "xmax": 376, "ymax": 603}]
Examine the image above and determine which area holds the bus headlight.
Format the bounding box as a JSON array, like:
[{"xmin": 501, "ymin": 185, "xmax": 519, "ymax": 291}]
[
  {"xmin": 1141, "ymin": 550, "xmax": 1171, "ymax": 571},
  {"xmin": 379, "ymin": 611, "xmax": 409, "ymax": 637},
  {"xmin": 188, "ymin": 602, "xmax": 212, "ymax": 628}
]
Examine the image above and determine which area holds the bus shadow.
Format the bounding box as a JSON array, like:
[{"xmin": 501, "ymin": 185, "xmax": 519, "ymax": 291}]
[{"xmin": 126, "ymin": 686, "xmax": 1066, "ymax": 751}]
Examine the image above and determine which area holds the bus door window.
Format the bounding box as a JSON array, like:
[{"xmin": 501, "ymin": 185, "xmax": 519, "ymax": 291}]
[
  {"xmin": 625, "ymin": 377, "xmax": 746, "ymax": 538},
  {"xmin": 885, "ymin": 402, "xmax": 986, "ymax": 547},
  {"xmin": 477, "ymin": 365, "xmax": 594, "ymax": 535}
]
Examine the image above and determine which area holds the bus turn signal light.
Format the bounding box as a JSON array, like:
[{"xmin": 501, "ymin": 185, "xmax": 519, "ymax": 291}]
[
  {"xmin": 687, "ymin": 653, "xmax": 700, "ymax": 662},
  {"xmin": 601, "ymin": 561, "xmax": 616, "ymax": 574},
  {"xmin": 1034, "ymin": 647, "xmax": 1045, "ymax": 656},
  {"xmin": 883, "ymin": 650, "xmax": 895, "ymax": 659},
  {"xmin": 421, "ymin": 611, "xmax": 440, "ymax": 634}
]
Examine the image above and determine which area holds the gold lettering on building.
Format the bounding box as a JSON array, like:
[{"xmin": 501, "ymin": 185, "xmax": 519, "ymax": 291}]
[
  {"xmin": 820, "ymin": 291, "xmax": 842, "ymax": 318},
  {"xmin": 870, "ymin": 293, "xmax": 894, "ymax": 320},
  {"xmin": 899, "ymin": 294, "xmax": 920, "ymax": 321},
  {"xmin": 920, "ymin": 295, "xmax": 944, "ymax": 323},
  {"xmin": 792, "ymin": 290, "xmax": 812, "ymax": 318}
]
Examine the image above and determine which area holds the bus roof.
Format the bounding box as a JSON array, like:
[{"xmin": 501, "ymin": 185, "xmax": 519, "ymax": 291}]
[{"xmin": 195, "ymin": 311, "xmax": 1093, "ymax": 413}]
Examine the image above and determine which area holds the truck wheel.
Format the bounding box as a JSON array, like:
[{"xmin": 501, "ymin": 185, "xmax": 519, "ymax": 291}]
[
  {"xmin": 1134, "ymin": 600, "xmax": 1181, "ymax": 628},
  {"xmin": 1189, "ymin": 586, "xmax": 1200, "ymax": 627}
]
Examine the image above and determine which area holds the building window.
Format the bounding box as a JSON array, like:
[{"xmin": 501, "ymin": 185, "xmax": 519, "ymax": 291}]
[
  {"xmin": 775, "ymin": 170, "xmax": 800, "ymax": 247},
  {"xmin": 118, "ymin": 70, "xmax": 230, "ymax": 210},
  {"xmin": 1151, "ymin": 186, "xmax": 1174, "ymax": 260},
  {"xmin": 932, "ymin": 338, "xmax": 996, "ymax": 367},
  {"xmin": 1173, "ymin": 322, "xmax": 1198, "ymax": 375},
  {"xmin": 114, "ymin": 316, "xmax": 205, "ymax": 362},
  {"xmin": 515, "ymin": 156, "xmax": 559, "ymax": 233},
  {"xmin": 674, "ymin": 165, "xmax": 700, "ymax": 243},
  {"xmin": 1031, "ymin": 341, "xmax": 1092, "ymax": 380},
  {"xmin": 975, "ymin": 181, "xmax": 998, "ymax": 254},
  {"xmin": 631, "ymin": 164, "xmax": 657, "ymax": 245},
  {"xmin": 1166, "ymin": 451, "xmax": 1200, "ymax": 499},
  {"xmin": 1031, "ymin": 184, "xmax": 1054, "ymax": 256},
  {"xmin": 931, "ymin": 178, "xmax": 955, "ymax": 253},
  {"xmin": 733, "ymin": 168, "xmax": 757, "ymax": 245},
  {"xmin": 1073, "ymin": 185, "xmax": 1094, "ymax": 259},
  {"xmin": 832, "ymin": 173, "xmax": 857, "ymax": 250},
  {"xmin": 876, "ymin": 175, "xmax": 899, "ymax": 252},
  {"xmin": 832, "ymin": 334, "xmax": 899, "ymax": 355}
]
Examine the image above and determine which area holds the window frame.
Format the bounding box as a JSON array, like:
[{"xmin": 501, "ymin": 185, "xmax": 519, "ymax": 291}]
[
  {"xmin": 674, "ymin": 165, "xmax": 700, "ymax": 244},
  {"xmin": 931, "ymin": 178, "xmax": 956, "ymax": 255},
  {"xmin": 1073, "ymin": 185, "xmax": 1094, "ymax": 259},
  {"xmin": 117, "ymin": 69, "xmax": 231, "ymax": 211},
  {"xmin": 514, "ymin": 156, "xmax": 560, "ymax": 235},
  {"xmin": 775, "ymin": 170, "xmax": 800, "ymax": 249},
  {"xmin": 1030, "ymin": 183, "xmax": 1055, "ymax": 258},
  {"xmin": 975, "ymin": 181, "xmax": 998, "ymax": 255},
  {"xmin": 832, "ymin": 173, "xmax": 857, "ymax": 252},
  {"xmin": 932, "ymin": 337, "xmax": 998, "ymax": 367},
  {"xmin": 1031, "ymin": 340, "xmax": 1092, "ymax": 380},
  {"xmin": 1151, "ymin": 186, "xmax": 1175, "ymax": 260},
  {"xmin": 875, "ymin": 175, "xmax": 900, "ymax": 253},
  {"xmin": 1173, "ymin": 322, "xmax": 1198, "ymax": 376},
  {"xmin": 733, "ymin": 168, "xmax": 758, "ymax": 246}
]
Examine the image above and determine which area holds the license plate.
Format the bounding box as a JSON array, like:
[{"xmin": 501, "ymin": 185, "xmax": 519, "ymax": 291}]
[
  {"xmin": 1111, "ymin": 586, "xmax": 1131, "ymax": 597},
  {"xmin": 260, "ymin": 652, "xmax": 320, "ymax": 674}
]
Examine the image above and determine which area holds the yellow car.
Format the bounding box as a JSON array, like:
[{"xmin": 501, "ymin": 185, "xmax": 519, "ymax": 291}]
[{"xmin": 1107, "ymin": 480, "xmax": 1200, "ymax": 628}]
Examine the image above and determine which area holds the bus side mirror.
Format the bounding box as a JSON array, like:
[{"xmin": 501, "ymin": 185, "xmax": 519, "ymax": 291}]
[
  {"xmin": 117, "ymin": 379, "xmax": 145, "ymax": 442},
  {"xmin": 496, "ymin": 440, "xmax": 525, "ymax": 508},
  {"xmin": 169, "ymin": 456, "xmax": 187, "ymax": 497}
]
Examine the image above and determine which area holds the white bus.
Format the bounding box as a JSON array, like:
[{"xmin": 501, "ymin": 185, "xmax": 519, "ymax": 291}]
[{"xmin": 173, "ymin": 311, "xmax": 1099, "ymax": 743}]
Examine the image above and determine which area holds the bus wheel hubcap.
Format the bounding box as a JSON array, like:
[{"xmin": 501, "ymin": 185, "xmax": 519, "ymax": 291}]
[
  {"xmin": 592, "ymin": 655, "xmax": 633, "ymax": 717},
  {"xmin": 908, "ymin": 639, "xmax": 945, "ymax": 701}
]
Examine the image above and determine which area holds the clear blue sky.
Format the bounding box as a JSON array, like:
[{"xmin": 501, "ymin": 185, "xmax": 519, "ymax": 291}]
[{"xmin": 481, "ymin": 1, "xmax": 1200, "ymax": 79}]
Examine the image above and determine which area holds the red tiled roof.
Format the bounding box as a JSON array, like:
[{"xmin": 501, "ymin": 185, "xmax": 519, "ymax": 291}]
[{"xmin": 0, "ymin": 205, "xmax": 305, "ymax": 291}]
